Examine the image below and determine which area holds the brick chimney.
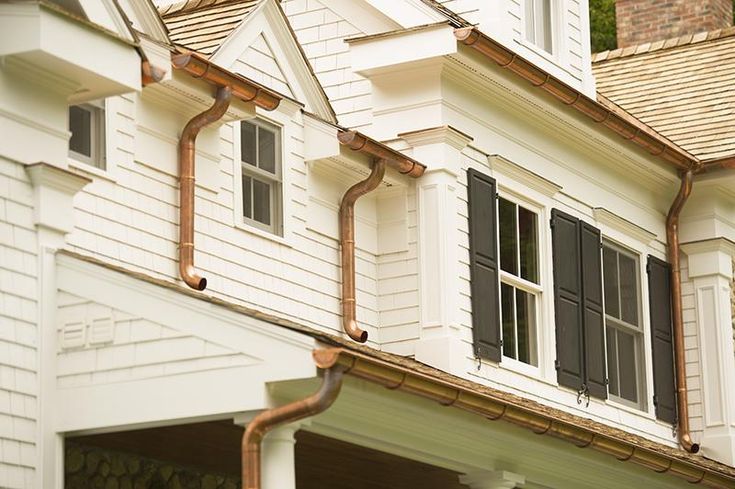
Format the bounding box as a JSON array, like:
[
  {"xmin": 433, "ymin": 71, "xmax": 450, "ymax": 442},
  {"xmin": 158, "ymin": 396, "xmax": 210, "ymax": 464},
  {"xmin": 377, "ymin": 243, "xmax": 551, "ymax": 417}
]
[{"xmin": 616, "ymin": 0, "xmax": 733, "ymax": 48}]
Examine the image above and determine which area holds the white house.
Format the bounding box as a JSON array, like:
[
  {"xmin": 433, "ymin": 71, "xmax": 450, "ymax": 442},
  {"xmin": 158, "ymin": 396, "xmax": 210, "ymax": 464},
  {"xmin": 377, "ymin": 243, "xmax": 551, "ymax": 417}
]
[{"xmin": 1, "ymin": 0, "xmax": 734, "ymax": 488}]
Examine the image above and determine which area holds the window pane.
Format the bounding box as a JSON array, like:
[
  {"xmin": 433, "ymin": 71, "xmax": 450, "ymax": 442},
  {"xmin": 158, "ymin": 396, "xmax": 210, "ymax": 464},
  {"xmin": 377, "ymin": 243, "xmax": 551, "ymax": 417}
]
[
  {"xmin": 518, "ymin": 206, "xmax": 538, "ymax": 283},
  {"xmin": 619, "ymin": 253, "xmax": 638, "ymax": 326},
  {"xmin": 516, "ymin": 289, "xmax": 535, "ymax": 365},
  {"xmin": 618, "ymin": 330, "xmax": 638, "ymax": 403},
  {"xmin": 258, "ymin": 127, "xmax": 277, "ymax": 174},
  {"xmin": 69, "ymin": 106, "xmax": 92, "ymax": 157},
  {"xmin": 499, "ymin": 198, "xmax": 517, "ymax": 276},
  {"xmin": 603, "ymin": 246, "xmax": 620, "ymax": 320},
  {"xmin": 241, "ymin": 122, "xmax": 257, "ymax": 166},
  {"xmin": 524, "ymin": 0, "xmax": 536, "ymax": 44},
  {"xmin": 501, "ymin": 283, "xmax": 516, "ymax": 360},
  {"xmin": 253, "ymin": 178, "xmax": 271, "ymax": 226},
  {"xmin": 242, "ymin": 174, "xmax": 252, "ymax": 219},
  {"xmin": 540, "ymin": 0, "xmax": 553, "ymax": 52},
  {"xmin": 606, "ymin": 328, "xmax": 619, "ymax": 397}
]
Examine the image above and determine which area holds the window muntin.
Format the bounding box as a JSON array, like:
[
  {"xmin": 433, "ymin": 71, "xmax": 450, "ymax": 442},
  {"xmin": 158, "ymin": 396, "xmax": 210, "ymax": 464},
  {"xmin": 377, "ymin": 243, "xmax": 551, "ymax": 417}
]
[
  {"xmin": 68, "ymin": 102, "xmax": 105, "ymax": 170},
  {"xmin": 602, "ymin": 242, "xmax": 645, "ymax": 407},
  {"xmin": 499, "ymin": 197, "xmax": 540, "ymax": 365},
  {"xmin": 524, "ymin": 0, "xmax": 553, "ymax": 53},
  {"xmin": 240, "ymin": 119, "xmax": 282, "ymax": 234}
]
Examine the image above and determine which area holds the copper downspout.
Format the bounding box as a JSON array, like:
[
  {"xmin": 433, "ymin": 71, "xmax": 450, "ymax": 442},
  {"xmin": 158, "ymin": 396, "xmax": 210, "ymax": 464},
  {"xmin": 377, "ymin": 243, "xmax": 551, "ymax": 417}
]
[
  {"xmin": 178, "ymin": 86, "xmax": 232, "ymax": 290},
  {"xmin": 336, "ymin": 130, "xmax": 425, "ymax": 342},
  {"xmin": 316, "ymin": 347, "xmax": 734, "ymax": 488},
  {"xmin": 667, "ymin": 170, "xmax": 699, "ymax": 453},
  {"xmin": 242, "ymin": 361, "xmax": 344, "ymax": 489},
  {"xmin": 339, "ymin": 159, "xmax": 387, "ymax": 343},
  {"xmin": 454, "ymin": 27, "xmax": 697, "ymax": 171}
]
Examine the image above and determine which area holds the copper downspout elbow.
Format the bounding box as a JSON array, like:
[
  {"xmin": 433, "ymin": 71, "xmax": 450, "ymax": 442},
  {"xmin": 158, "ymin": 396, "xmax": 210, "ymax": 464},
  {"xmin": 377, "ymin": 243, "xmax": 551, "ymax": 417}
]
[
  {"xmin": 178, "ymin": 86, "xmax": 232, "ymax": 290},
  {"xmin": 667, "ymin": 169, "xmax": 699, "ymax": 453},
  {"xmin": 339, "ymin": 159, "xmax": 387, "ymax": 343},
  {"xmin": 242, "ymin": 365, "xmax": 344, "ymax": 489}
]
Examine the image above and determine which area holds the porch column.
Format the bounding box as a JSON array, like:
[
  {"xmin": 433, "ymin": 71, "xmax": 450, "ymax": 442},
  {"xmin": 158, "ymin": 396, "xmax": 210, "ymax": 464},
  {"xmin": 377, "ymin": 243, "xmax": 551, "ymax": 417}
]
[
  {"xmin": 460, "ymin": 470, "xmax": 525, "ymax": 489},
  {"xmin": 26, "ymin": 163, "xmax": 90, "ymax": 489},
  {"xmin": 262, "ymin": 424, "xmax": 299, "ymax": 489},
  {"xmin": 681, "ymin": 238, "xmax": 735, "ymax": 465},
  {"xmin": 401, "ymin": 126, "xmax": 473, "ymax": 375}
]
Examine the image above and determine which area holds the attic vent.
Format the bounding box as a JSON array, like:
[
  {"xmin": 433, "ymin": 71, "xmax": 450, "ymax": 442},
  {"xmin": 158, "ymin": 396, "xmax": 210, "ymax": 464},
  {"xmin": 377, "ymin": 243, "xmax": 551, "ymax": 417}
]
[
  {"xmin": 89, "ymin": 317, "xmax": 115, "ymax": 345},
  {"xmin": 61, "ymin": 322, "xmax": 86, "ymax": 349}
]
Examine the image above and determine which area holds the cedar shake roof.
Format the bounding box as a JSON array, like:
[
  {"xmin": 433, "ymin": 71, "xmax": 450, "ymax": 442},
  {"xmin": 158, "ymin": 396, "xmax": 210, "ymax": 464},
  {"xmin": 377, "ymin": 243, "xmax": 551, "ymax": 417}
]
[
  {"xmin": 593, "ymin": 27, "xmax": 735, "ymax": 161},
  {"xmin": 159, "ymin": 0, "xmax": 261, "ymax": 56}
]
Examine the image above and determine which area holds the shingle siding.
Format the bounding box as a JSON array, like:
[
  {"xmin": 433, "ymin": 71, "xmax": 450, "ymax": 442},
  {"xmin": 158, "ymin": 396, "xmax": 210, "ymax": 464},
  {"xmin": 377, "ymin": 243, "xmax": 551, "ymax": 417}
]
[{"xmin": 0, "ymin": 157, "xmax": 37, "ymax": 489}]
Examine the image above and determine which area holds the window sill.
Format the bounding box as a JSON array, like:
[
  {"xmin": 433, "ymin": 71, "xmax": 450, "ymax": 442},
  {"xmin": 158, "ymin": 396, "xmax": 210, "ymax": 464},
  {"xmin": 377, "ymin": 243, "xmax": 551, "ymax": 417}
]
[
  {"xmin": 496, "ymin": 356, "xmax": 553, "ymax": 385},
  {"xmin": 234, "ymin": 219, "xmax": 293, "ymax": 248},
  {"xmin": 514, "ymin": 38, "xmax": 578, "ymax": 80},
  {"xmin": 605, "ymin": 396, "xmax": 653, "ymax": 420},
  {"xmin": 68, "ymin": 159, "xmax": 116, "ymax": 183}
]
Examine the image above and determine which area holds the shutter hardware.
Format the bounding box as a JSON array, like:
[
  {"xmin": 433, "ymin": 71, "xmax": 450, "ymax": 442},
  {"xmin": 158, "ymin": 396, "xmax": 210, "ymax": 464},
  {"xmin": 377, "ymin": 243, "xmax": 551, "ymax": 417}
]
[{"xmin": 576, "ymin": 384, "xmax": 590, "ymax": 408}]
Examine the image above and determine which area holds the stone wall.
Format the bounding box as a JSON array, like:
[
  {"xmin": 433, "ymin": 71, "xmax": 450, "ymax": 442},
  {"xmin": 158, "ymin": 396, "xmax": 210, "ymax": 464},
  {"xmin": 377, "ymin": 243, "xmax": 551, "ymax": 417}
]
[{"xmin": 65, "ymin": 443, "xmax": 239, "ymax": 489}]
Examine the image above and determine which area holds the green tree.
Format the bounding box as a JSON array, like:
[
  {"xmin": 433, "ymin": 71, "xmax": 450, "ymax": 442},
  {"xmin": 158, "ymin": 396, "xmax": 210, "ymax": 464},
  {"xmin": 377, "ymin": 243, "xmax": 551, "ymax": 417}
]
[{"xmin": 589, "ymin": 0, "xmax": 617, "ymax": 53}]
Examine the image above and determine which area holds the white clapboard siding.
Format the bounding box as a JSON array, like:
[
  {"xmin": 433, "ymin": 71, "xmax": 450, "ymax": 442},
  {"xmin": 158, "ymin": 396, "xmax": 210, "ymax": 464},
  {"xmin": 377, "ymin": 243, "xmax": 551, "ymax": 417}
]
[{"xmin": 0, "ymin": 157, "xmax": 38, "ymax": 489}]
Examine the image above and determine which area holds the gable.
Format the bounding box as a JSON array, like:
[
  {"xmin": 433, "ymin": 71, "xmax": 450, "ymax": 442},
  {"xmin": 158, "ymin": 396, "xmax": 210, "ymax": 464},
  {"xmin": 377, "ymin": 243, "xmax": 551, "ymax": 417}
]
[
  {"xmin": 212, "ymin": 0, "xmax": 335, "ymax": 121},
  {"xmin": 232, "ymin": 32, "xmax": 294, "ymax": 97}
]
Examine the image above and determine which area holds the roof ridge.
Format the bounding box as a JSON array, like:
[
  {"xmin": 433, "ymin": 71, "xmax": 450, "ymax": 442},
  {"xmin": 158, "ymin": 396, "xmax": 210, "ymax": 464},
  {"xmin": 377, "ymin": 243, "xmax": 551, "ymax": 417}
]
[
  {"xmin": 158, "ymin": 0, "xmax": 252, "ymax": 17},
  {"xmin": 592, "ymin": 25, "xmax": 735, "ymax": 63}
]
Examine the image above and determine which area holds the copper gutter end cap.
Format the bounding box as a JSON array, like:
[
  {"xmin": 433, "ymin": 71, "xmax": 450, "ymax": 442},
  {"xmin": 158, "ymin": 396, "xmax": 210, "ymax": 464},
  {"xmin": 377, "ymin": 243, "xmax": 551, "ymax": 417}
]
[
  {"xmin": 313, "ymin": 348, "xmax": 345, "ymax": 369},
  {"xmin": 454, "ymin": 26, "xmax": 475, "ymax": 42}
]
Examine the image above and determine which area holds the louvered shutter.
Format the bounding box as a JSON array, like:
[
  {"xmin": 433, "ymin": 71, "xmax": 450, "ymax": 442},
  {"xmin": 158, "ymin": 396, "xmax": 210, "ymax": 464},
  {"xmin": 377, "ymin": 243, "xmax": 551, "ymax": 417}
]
[
  {"xmin": 647, "ymin": 255, "xmax": 677, "ymax": 423},
  {"xmin": 551, "ymin": 209, "xmax": 584, "ymax": 389},
  {"xmin": 467, "ymin": 169, "xmax": 501, "ymax": 361},
  {"xmin": 580, "ymin": 222, "xmax": 607, "ymax": 400}
]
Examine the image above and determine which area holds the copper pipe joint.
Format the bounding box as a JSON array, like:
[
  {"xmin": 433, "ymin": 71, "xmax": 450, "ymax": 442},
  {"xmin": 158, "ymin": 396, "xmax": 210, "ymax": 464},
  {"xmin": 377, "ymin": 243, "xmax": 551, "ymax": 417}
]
[
  {"xmin": 339, "ymin": 159, "xmax": 387, "ymax": 342},
  {"xmin": 178, "ymin": 86, "xmax": 232, "ymax": 290},
  {"xmin": 241, "ymin": 366, "xmax": 344, "ymax": 489},
  {"xmin": 666, "ymin": 170, "xmax": 699, "ymax": 453}
]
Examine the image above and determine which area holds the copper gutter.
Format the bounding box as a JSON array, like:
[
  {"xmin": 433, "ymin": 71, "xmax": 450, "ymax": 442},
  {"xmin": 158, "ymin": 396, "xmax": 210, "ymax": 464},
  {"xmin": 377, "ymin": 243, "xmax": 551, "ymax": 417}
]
[
  {"xmin": 315, "ymin": 347, "xmax": 734, "ymax": 488},
  {"xmin": 337, "ymin": 130, "xmax": 425, "ymax": 342},
  {"xmin": 454, "ymin": 27, "xmax": 697, "ymax": 171},
  {"xmin": 172, "ymin": 50, "xmax": 282, "ymax": 290},
  {"xmin": 172, "ymin": 50, "xmax": 281, "ymax": 110},
  {"xmin": 178, "ymin": 86, "xmax": 232, "ymax": 290},
  {"xmin": 242, "ymin": 358, "xmax": 344, "ymax": 489},
  {"xmin": 141, "ymin": 60, "xmax": 166, "ymax": 86},
  {"xmin": 666, "ymin": 170, "xmax": 699, "ymax": 453}
]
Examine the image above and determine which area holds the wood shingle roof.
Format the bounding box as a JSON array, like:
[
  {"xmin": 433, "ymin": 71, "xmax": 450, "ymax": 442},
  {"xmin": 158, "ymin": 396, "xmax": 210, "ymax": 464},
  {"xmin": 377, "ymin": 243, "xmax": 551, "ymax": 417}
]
[
  {"xmin": 159, "ymin": 0, "xmax": 261, "ymax": 56},
  {"xmin": 593, "ymin": 27, "xmax": 735, "ymax": 161}
]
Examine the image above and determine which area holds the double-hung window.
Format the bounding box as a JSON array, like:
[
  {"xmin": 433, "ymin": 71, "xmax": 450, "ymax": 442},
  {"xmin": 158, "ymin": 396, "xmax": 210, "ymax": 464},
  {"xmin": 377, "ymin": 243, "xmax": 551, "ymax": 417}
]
[
  {"xmin": 524, "ymin": 0, "xmax": 554, "ymax": 53},
  {"xmin": 603, "ymin": 242, "xmax": 645, "ymax": 408},
  {"xmin": 68, "ymin": 102, "xmax": 106, "ymax": 170},
  {"xmin": 499, "ymin": 197, "xmax": 540, "ymax": 366},
  {"xmin": 466, "ymin": 169, "xmax": 541, "ymax": 367},
  {"xmin": 240, "ymin": 119, "xmax": 282, "ymax": 234}
]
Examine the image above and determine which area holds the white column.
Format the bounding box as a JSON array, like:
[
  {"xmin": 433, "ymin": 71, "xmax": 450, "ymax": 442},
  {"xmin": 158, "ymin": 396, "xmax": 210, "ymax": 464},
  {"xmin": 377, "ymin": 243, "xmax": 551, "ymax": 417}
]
[
  {"xmin": 261, "ymin": 424, "xmax": 299, "ymax": 489},
  {"xmin": 460, "ymin": 470, "xmax": 525, "ymax": 489},
  {"xmin": 401, "ymin": 127, "xmax": 473, "ymax": 375},
  {"xmin": 26, "ymin": 163, "xmax": 90, "ymax": 489},
  {"xmin": 681, "ymin": 238, "xmax": 735, "ymax": 466}
]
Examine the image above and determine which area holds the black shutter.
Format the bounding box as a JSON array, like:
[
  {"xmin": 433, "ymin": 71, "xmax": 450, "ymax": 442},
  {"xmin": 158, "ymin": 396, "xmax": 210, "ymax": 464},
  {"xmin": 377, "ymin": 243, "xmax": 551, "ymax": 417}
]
[
  {"xmin": 551, "ymin": 210, "xmax": 584, "ymax": 389},
  {"xmin": 467, "ymin": 169, "xmax": 501, "ymax": 361},
  {"xmin": 580, "ymin": 222, "xmax": 607, "ymax": 400},
  {"xmin": 647, "ymin": 255, "xmax": 677, "ymax": 423}
]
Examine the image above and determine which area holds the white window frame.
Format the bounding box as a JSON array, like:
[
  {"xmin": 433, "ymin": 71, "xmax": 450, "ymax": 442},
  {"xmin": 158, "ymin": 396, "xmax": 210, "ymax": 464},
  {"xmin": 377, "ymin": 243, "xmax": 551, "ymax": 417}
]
[
  {"xmin": 68, "ymin": 100, "xmax": 106, "ymax": 171},
  {"xmin": 497, "ymin": 193, "xmax": 542, "ymax": 371},
  {"xmin": 234, "ymin": 117, "xmax": 284, "ymax": 237},
  {"xmin": 602, "ymin": 240, "xmax": 647, "ymax": 411}
]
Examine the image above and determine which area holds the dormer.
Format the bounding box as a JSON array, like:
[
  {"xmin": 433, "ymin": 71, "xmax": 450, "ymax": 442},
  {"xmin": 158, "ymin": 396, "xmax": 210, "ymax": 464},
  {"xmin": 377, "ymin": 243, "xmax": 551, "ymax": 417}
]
[{"xmin": 469, "ymin": 0, "xmax": 596, "ymax": 97}]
